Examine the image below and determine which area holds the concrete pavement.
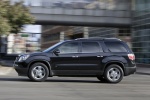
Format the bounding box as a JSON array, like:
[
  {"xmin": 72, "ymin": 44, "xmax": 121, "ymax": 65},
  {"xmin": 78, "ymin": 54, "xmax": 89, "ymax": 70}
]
[
  {"xmin": 0, "ymin": 65, "xmax": 150, "ymax": 100},
  {"xmin": 0, "ymin": 73, "xmax": 150, "ymax": 100}
]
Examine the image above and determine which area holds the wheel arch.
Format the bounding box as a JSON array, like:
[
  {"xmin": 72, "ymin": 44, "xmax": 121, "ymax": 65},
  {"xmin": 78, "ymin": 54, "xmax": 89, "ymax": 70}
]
[
  {"xmin": 103, "ymin": 61, "xmax": 125, "ymax": 76},
  {"xmin": 27, "ymin": 60, "xmax": 52, "ymax": 76}
]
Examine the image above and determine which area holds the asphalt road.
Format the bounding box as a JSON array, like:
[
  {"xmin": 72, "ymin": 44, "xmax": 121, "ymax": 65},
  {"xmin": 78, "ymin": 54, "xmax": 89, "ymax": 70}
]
[{"xmin": 0, "ymin": 67, "xmax": 150, "ymax": 100}]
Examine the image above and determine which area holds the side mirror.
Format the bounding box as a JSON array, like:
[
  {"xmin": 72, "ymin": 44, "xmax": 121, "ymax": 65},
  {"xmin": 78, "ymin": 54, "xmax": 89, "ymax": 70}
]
[{"xmin": 54, "ymin": 49, "xmax": 60, "ymax": 54}]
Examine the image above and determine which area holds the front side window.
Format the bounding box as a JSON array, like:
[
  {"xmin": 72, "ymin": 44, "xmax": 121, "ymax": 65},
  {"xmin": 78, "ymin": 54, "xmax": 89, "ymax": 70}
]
[
  {"xmin": 82, "ymin": 42, "xmax": 102, "ymax": 53},
  {"xmin": 105, "ymin": 42, "xmax": 127, "ymax": 52},
  {"xmin": 58, "ymin": 42, "xmax": 78, "ymax": 54}
]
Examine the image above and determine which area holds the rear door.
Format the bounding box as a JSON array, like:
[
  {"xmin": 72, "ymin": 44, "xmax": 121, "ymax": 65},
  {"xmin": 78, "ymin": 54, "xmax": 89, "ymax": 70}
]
[{"xmin": 78, "ymin": 41, "xmax": 104, "ymax": 75}]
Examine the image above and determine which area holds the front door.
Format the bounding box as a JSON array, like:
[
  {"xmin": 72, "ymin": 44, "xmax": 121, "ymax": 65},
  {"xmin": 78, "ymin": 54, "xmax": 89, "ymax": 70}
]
[{"xmin": 50, "ymin": 41, "xmax": 80, "ymax": 75}]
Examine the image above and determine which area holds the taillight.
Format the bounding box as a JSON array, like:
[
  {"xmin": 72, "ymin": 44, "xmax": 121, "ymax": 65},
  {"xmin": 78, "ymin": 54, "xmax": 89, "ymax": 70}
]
[{"xmin": 128, "ymin": 54, "xmax": 135, "ymax": 60}]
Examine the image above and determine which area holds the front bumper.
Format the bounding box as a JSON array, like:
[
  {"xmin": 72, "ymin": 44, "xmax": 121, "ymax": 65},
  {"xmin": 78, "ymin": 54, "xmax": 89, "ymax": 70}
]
[
  {"xmin": 14, "ymin": 62, "xmax": 28, "ymax": 76},
  {"xmin": 124, "ymin": 66, "xmax": 136, "ymax": 76}
]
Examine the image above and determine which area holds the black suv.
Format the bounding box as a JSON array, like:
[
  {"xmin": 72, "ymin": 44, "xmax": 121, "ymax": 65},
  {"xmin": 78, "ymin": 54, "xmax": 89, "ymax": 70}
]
[{"xmin": 14, "ymin": 38, "xmax": 136, "ymax": 83}]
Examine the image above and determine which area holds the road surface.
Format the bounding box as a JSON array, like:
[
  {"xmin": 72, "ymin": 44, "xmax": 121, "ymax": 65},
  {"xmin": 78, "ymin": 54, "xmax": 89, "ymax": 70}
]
[{"xmin": 0, "ymin": 66, "xmax": 150, "ymax": 100}]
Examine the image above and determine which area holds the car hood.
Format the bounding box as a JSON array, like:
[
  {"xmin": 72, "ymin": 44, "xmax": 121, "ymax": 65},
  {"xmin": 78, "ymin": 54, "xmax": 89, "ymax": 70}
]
[
  {"xmin": 32, "ymin": 52, "xmax": 52, "ymax": 57},
  {"xmin": 20, "ymin": 52, "xmax": 50, "ymax": 57}
]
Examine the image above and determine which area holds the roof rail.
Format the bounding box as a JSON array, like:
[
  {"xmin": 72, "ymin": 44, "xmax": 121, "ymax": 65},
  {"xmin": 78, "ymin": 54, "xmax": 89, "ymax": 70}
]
[
  {"xmin": 75, "ymin": 37, "xmax": 104, "ymax": 40},
  {"xmin": 75, "ymin": 37, "xmax": 121, "ymax": 41},
  {"xmin": 104, "ymin": 38, "xmax": 121, "ymax": 41}
]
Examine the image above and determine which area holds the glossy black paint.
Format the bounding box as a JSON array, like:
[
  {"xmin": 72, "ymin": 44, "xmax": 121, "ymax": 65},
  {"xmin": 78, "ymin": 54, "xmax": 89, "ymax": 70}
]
[{"xmin": 14, "ymin": 38, "xmax": 136, "ymax": 77}]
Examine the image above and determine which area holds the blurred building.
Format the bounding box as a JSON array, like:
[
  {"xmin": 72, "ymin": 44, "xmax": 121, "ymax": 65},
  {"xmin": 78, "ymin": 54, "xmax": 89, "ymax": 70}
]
[
  {"xmin": 7, "ymin": 32, "xmax": 41, "ymax": 54},
  {"xmin": 41, "ymin": 26, "xmax": 131, "ymax": 50},
  {"xmin": 0, "ymin": 36, "xmax": 7, "ymax": 53},
  {"xmin": 10, "ymin": 0, "xmax": 131, "ymax": 27},
  {"xmin": 132, "ymin": 0, "xmax": 150, "ymax": 64},
  {"xmin": 9, "ymin": 0, "xmax": 150, "ymax": 64}
]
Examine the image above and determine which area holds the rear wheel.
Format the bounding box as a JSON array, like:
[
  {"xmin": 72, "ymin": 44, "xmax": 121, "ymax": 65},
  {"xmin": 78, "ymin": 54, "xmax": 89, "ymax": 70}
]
[
  {"xmin": 28, "ymin": 63, "xmax": 49, "ymax": 82},
  {"xmin": 104, "ymin": 64, "xmax": 124, "ymax": 83}
]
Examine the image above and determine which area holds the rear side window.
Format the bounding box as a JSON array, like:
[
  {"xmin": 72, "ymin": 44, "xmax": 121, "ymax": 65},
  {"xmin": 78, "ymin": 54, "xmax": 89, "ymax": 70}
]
[
  {"xmin": 105, "ymin": 42, "xmax": 127, "ymax": 52},
  {"xmin": 82, "ymin": 42, "xmax": 103, "ymax": 53}
]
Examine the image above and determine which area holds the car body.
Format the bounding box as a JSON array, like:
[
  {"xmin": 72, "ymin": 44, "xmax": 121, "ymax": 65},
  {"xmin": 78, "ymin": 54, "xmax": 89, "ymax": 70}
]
[{"xmin": 14, "ymin": 38, "xmax": 136, "ymax": 83}]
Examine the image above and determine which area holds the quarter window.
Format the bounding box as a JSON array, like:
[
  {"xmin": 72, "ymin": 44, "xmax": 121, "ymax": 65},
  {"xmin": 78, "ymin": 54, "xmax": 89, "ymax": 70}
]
[
  {"xmin": 82, "ymin": 42, "xmax": 102, "ymax": 53},
  {"xmin": 105, "ymin": 42, "xmax": 127, "ymax": 52},
  {"xmin": 58, "ymin": 42, "xmax": 78, "ymax": 53}
]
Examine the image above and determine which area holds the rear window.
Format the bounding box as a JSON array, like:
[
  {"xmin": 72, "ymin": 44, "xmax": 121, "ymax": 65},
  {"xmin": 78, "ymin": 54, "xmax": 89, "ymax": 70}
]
[{"xmin": 105, "ymin": 42, "xmax": 127, "ymax": 52}]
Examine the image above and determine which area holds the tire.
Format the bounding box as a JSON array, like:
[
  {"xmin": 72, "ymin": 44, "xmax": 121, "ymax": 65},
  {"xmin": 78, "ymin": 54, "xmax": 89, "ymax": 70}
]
[
  {"xmin": 28, "ymin": 63, "xmax": 49, "ymax": 82},
  {"xmin": 97, "ymin": 76, "xmax": 106, "ymax": 82},
  {"xmin": 104, "ymin": 64, "xmax": 124, "ymax": 83}
]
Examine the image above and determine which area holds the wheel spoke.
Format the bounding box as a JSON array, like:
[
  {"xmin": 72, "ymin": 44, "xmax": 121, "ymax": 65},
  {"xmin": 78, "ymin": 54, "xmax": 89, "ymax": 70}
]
[
  {"xmin": 112, "ymin": 74, "xmax": 116, "ymax": 81},
  {"xmin": 37, "ymin": 66, "xmax": 42, "ymax": 70},
  {"xmin": 107, "ymin": 67, "xmax": 121, "ymax": 82},
  {"xmin": 33, "ymin": 69, "xmax": 37, "ymax": 72},
  {"xmin": 34, "ymin": 72, "xmax": 38, "ymax": 78},
  {"xmin": 32, "ymin": 65, "xmax": 46, "ymax": 80}
]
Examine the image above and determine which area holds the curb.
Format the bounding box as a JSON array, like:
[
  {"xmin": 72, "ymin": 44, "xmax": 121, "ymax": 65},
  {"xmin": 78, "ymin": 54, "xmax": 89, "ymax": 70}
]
[
  {"xmin": 136, "ymin": 72, "xmax": 150, "ymax": 75},
  {"xmin": 137, "ymin": 64, "xmax": 150, "ymax": 68}
]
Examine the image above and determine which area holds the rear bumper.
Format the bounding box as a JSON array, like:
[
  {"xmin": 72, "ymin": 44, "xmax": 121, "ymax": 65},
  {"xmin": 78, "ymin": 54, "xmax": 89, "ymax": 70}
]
[{"xmin": 124, "ymin": 66, "xmax": 136, "ymax": 76}]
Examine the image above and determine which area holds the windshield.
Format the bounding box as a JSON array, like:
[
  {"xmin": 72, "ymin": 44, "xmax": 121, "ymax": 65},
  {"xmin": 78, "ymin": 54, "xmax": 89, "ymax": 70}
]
[{"xmin": 43, "ymin": 41, "xmax": 63, "ymax": 52}]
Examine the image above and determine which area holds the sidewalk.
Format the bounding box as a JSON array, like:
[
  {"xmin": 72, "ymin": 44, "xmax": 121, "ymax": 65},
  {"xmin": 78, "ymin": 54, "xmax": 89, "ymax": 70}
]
[
  {"xmin": 0, "ymin": 65, "xmax": 14, "ymax": 75},
  {"xmin": 136, "ymin": 64, "xmax": 150, "ymax": 75}
]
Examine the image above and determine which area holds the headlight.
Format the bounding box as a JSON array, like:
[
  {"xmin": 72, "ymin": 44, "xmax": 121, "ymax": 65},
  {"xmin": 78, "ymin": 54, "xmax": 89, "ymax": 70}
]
[{"xmin": 18, "ymin": 55, "xmax": 30, "ymax": 62}]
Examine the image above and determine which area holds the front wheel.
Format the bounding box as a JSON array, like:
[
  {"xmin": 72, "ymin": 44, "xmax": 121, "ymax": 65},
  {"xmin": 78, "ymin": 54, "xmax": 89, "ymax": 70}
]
[
  {"xmin": 28, "ymin": 63, "xmax": 49, "ymax": 82},
  {"xmin": 104, "ymin": 64, "xmax": 124, "ymax": 83}
]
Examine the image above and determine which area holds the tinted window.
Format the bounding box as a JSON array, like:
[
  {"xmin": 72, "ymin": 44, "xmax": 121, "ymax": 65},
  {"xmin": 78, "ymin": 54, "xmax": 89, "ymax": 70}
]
[
  {"xmin": 58, "ymin": 42, "xmax": 78, "ymax": 53},
  {"xmin": 105, "ymin": 42, "xmax": 127, "ymax": 52},
  {"xmin": 82, "ymin": 42, "xmax": 102, "ymax": 53}
]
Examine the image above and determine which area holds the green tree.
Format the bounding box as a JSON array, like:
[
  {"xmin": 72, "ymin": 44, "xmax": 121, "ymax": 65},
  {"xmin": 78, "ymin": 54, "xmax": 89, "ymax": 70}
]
[
  {"xmin": 0, "ymin": 0, "xmax": 34, "ymax": 35},
  {"xmin": 0, "ymin": 16, "xmax": 11, "ymax": 35},
  {"xmin": 0, "ymin": 0, "xmax": 11, "ymax": 35}
]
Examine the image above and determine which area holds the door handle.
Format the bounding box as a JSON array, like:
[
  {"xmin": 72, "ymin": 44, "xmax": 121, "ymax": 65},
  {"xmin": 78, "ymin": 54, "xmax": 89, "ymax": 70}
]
[
  {"xmin": 72, "ymin": 56, "xmax": 79, "ymax": 58},
  {"xmin": 97, "ymin": 55, "xmax": 103, "ymax": 58},
  {"xmin": 72, "ymin": 56, "xmax": 76, "ymax": 58}
]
